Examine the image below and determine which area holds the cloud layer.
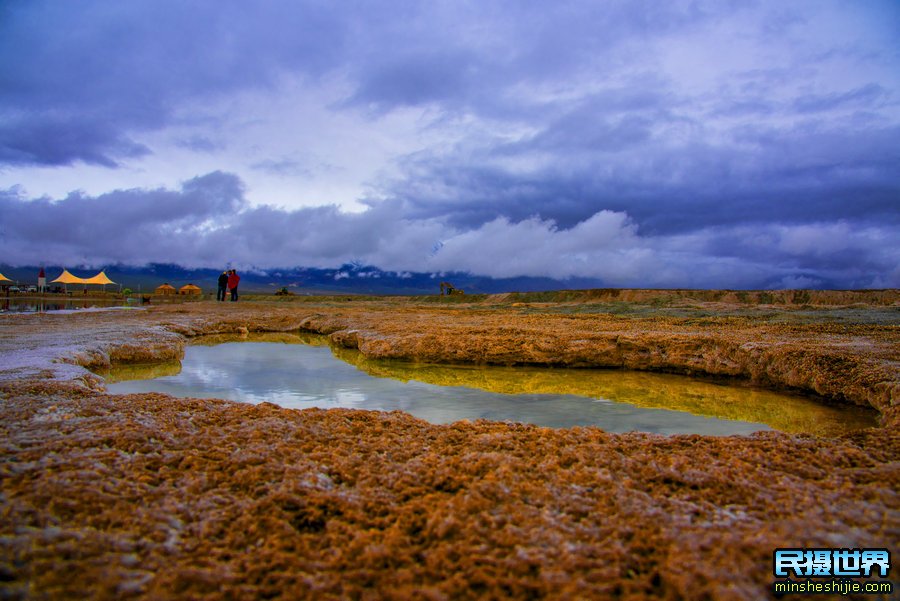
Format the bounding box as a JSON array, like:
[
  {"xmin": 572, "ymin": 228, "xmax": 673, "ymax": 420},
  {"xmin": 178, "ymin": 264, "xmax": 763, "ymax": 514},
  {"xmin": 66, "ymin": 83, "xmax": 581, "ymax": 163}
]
[
  {"xmin": 2, "ymin": 173, "xmax": 896, "ymax": 289},
  {"xmin": 1, "ymin": 0, "xmax": 898, "ymax": 288}
]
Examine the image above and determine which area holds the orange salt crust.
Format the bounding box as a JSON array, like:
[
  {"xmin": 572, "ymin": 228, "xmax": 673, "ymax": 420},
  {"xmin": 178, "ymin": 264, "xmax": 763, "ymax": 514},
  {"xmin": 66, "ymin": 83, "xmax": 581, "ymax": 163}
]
[{"xmin": 0, "ymin": 297, "xmax": 898, "ymax": 600}]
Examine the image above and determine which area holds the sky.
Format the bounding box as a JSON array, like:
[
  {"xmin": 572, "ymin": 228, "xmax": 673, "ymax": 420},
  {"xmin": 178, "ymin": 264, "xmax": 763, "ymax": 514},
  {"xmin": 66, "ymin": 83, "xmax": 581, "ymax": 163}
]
[{"xmin": 1, "ymin": 0, "xmax": 898, "ymax": 289}]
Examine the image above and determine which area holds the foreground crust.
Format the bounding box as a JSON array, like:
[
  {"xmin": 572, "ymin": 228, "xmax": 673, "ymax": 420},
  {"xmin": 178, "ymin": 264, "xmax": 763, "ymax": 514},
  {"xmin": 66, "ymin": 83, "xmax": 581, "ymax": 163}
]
[{"xmin": 1, "ymin": 297, "xmax": 898, "ymax": 599}]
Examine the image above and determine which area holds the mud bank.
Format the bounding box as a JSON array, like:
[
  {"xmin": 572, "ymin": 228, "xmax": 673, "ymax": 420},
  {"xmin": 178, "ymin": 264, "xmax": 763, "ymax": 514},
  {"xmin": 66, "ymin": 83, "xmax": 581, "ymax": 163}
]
[{"xmin": 1, "ymin": 298, "xmax": 898, "ymax": 600}]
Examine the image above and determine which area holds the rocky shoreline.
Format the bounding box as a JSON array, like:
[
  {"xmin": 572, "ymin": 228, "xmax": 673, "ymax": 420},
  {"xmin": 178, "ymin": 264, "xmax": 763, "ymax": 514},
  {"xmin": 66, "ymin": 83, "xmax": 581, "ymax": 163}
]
[{"xmin": 1, "ymin": 297, "xmax": 898, "ymax": 599}]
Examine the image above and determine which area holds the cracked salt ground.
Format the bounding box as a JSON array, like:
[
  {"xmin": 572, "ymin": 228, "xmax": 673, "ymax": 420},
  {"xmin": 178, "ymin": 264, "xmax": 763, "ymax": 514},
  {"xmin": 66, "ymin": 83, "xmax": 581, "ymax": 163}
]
[{"xmin": 102, "ymin": 336, "xmax": 876, "ymax": 435}]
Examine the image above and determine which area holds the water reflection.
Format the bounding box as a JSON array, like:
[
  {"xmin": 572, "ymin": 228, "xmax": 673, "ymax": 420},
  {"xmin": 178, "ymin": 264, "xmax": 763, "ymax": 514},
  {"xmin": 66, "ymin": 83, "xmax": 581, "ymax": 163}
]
[
  {"xmin": 0, "ymin": 298, "xmax": 130, "ymax": 313},
  {"xmin": 102, "ymin": 332, "xmax": 877, "ymax": 436}
]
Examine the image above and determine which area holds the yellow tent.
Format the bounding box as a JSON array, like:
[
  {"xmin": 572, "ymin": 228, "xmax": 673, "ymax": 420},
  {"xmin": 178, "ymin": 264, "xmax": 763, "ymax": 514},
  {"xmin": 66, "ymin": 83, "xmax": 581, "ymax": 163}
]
[
  {"xmin": 0, "ymin": 273, "xmax": 11, "ymax": 282},
  {"xmin": 81, "ymin": 270, "xmax": 116, "ymax": 292},
  {"xmin": 51, "ymin": 269, "xmax": 117, "ymax": 292},
  {"xmin": 51, "ymin": 269, "xmax": 87, "ymax": 292},
  {"xmin": 155, "ymin": 283, "xmax": 177, "ymax": 295},
  {"xmin": 83, "ymin": 271, "xmax": 115, "ymax": 285},
  {"xmin": 51, "ymin": 269, "xmax": 88, "ymax": 284}
]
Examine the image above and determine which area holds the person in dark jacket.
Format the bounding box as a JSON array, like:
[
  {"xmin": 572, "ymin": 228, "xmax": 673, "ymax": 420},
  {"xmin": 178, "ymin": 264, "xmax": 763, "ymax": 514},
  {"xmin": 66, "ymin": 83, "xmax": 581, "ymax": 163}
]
[
  {"xmin": 227, "ymin": 270, "xmax": 240, "ymax": 302},
  {"xmin": 217, "ymin": 271, "xmax": 228, "ymax": 301}
]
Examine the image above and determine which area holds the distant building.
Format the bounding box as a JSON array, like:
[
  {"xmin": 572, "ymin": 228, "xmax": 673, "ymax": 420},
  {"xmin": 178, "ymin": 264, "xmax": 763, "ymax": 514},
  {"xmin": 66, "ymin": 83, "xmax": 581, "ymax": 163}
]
[
  {"xmin": 178, "ymin": 284, "xmax": 202, "ymax": 296},
  {"xmin": 155, "ymin": 283, "xmax": 177, "ymax": 295}
]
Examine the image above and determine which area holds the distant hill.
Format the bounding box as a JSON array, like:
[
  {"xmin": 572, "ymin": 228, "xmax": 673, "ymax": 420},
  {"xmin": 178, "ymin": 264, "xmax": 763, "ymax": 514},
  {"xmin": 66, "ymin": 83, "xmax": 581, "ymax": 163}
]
[
  {"xmin": 3, "ymin": 264, "xmax": 895, "ymax": 304},
  {"xmin": 0, "ymin": 263, "xmax": 602, "ymax": 296}
]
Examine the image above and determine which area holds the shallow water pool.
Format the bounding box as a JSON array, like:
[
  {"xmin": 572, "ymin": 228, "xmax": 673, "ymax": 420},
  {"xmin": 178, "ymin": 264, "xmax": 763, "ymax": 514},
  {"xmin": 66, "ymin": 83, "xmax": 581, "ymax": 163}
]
[
  {"xmin": 102, "ymin": 332, "xmax": 877, "ymax": 435},
  {"xmin": 0, "ymin": 297, "xmax": 132, "ymax": 313}
]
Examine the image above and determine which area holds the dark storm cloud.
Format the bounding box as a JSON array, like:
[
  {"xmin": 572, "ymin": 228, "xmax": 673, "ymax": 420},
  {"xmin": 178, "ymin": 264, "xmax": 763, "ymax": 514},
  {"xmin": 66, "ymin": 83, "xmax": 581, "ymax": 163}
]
[
  {"xmin": 379, "ymin": 102, "xmax": 900, "ymax": 234},
  {"xmin": 340, "ymin": 1, "xmax": 744, "ymax": 115},
  {"xmin": 345, "ymin": 3, "xmax": 900, "ymax": 238},
  {"xmin": 0, "ymin": 0, "xmax": 348, "ymax": 167},
  {"xmin": 0, "ymin": 117, "xmax": 151, "ymax": 167},
  {"xmin": 0, "ymin": 173, "xmax": 403, "ymax": 268},
  {"xmin": 0, "ymin": 0, "xmax": 747, "ymax": 165},
  {"xmin": 0, "ymin": 172, "xmax": 245, "ymax": 265},
  {"xmin": 2, "ymin": 172, "xmax": 896, "ymax": 289}
]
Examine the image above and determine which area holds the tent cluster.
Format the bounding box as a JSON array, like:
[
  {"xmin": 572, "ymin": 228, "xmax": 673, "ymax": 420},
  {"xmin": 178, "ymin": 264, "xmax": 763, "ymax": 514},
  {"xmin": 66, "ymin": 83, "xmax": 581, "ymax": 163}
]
[
  {"xmin": 0, "ymin": 269, "xmax": 116, "ymax": 290},
  {"xmin": 0, "ymin": 270, "xmax": 201, "ymax": 296},
  {"xmin": 155, "ymin": 283, "xmax": 202, "ymax": 295}
]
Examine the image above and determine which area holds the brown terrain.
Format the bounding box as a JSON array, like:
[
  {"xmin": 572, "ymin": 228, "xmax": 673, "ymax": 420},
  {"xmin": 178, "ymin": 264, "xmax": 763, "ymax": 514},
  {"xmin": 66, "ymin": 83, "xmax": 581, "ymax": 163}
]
[{"xmin": 1, "ymin": 291, "xmax": 898, "ymax": 600}]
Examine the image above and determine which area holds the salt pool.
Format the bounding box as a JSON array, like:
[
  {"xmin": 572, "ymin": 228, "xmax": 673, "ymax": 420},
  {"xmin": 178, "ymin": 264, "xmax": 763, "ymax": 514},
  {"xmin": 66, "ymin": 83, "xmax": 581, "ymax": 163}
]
[{"xmin": 101, "ymin": 332, "xmax": 877, "ymax": 435}]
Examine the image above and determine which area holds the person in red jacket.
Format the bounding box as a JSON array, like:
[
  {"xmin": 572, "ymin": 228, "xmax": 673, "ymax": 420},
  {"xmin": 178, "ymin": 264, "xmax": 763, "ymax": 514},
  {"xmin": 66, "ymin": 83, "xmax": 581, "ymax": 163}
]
[{"xmin": 227, "ymin": 269, "xmax": 240, "ymax": 302}]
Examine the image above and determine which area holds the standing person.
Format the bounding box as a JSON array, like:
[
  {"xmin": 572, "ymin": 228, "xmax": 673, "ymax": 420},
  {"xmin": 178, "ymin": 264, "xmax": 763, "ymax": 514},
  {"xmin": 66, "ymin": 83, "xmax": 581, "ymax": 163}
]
[
  {"xmin": 217, "ymin": 270, "xmax": 228, "ymax": 301},
  {"xmin": 227, "ymin": 269, "xmax": 240, "ymax": 302}
]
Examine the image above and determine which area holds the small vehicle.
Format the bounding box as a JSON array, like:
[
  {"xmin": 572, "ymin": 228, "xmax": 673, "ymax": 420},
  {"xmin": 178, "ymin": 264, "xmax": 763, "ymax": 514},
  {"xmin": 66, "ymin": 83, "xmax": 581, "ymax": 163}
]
[{"xmin": 439, "ymin": 281, "xmax": 465, "ymax": 295}]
